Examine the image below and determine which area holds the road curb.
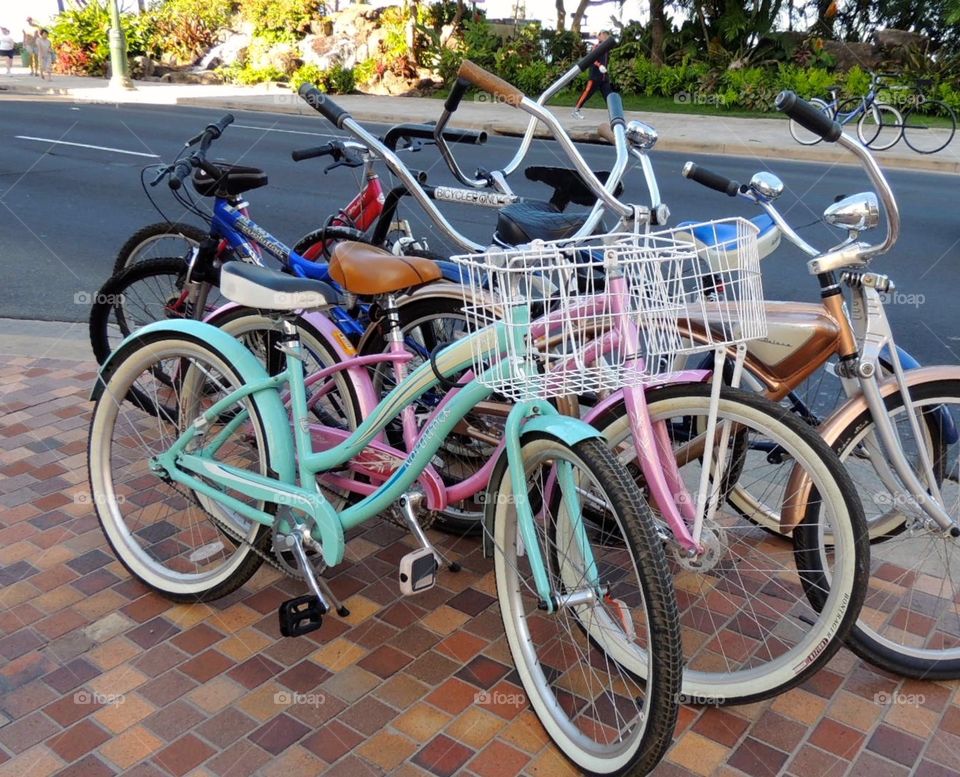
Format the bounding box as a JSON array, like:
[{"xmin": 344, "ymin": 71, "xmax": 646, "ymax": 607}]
[{"xmin": 5, "ymin": 81, "xmax": 958, "ymax": 173}]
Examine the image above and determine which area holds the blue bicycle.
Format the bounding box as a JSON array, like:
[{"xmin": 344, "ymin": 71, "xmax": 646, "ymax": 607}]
[{"xmin": 789, "ymin": 71, "xmax": 903, "ymax": 150}]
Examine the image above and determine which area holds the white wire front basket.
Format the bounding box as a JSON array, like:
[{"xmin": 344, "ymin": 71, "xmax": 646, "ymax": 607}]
[{"xmin": 451, "ymin": 217, "xmax": 766, "ymax": 401}]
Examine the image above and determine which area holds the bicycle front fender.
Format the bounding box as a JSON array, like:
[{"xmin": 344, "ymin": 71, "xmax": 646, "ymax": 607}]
[
  {"xmin": 880, "ymin": 345, "xmax": 958, "ymax": 444},
  {"xmin": 521, "ymin": 412, "xmax": 604, "ymax": 446},
  {"xmin": 780, "ymin": 363, "xmax": 960, "ymax": 532},
  {"xmin": 90, "ymin": 319, "xmax": 297, "ymax": 489}
]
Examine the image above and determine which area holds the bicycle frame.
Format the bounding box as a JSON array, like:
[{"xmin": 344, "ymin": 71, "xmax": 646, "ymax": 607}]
[{"xmin": 148, "ymin": 316, "xmax": 604, "ymax": 611}]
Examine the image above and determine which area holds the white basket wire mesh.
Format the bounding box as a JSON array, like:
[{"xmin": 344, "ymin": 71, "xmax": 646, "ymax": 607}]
[{"xmin": 450, "ymin": 217, "xmax": 766, "ymax": 401}]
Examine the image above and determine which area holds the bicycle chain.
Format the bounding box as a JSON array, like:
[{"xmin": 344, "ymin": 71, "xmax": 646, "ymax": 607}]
[{"xmin": 165, "ymin": 480, "xmax": 304, "ymax": 581}]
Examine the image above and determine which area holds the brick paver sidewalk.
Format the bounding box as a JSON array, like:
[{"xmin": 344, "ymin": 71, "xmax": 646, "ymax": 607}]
[{"xmin": 1, "ymin": 354, "xmax": 959, "ymax": 776}]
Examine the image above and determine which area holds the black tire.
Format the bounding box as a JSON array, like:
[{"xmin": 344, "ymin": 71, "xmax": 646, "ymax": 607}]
[
  {"xmin": 292, "ymin": 225, "xmax": 371, "ymax": 261},
  {"xmin": 487, "ymin": 433, "xmax": 680, "ymax": 775},
  {"xmin": 902, "ymin": 100, "xmax": 957, "ymax": 154},
  {"xmin": 113, "ymin": 222, "xmax": 208, "ymax": 275},
  {"xmin": 589, "ymin": 383, "xmax": 869, "ymax": 703},
  {"xmin": 359, "ymin": 293, "xmax": 493, "ymax": 536},
  {"xmin": 90, "ymin": 257, "xmax": 191, "ymax": 366},
  {"xmin": 829, "ymin": 378, "xmax": 960, "ymax": 678}
]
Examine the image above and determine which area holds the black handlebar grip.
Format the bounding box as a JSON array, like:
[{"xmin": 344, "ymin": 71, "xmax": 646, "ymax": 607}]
[
  {"xmin": 299, "ymin": 83, "xmax": 351, "ymax": 129},
  {"xmin": 775, "ymin": 90, "xmax": 842, "ymax": 143},
  {"xmin": 576, "ymin": 35, "xmax": 617, "ymax": 72},
  {"xmin": 209, "ymin": 113, "xmax": 234, "ymax": 138},
  {"xmin": 606, "ymin": 92, "xmax": 625, "ymax": 128},
  {"xmin": 681, "ymin": 162, "xmax": 740, "ymax": 197},
  {"xmin": 440, "ymin": 127, "xmax": 487, "ymax": 145},
  {"xmin": 168, "ymin": 159, "xmax": 194, "ymax": 191},
  {"xmin": 444, "ymin": 78, "xmax": 470, "ymax": 113},
  {"xmin": 291, "ymin": 143, "xmax": 336, "ymax": 162}
]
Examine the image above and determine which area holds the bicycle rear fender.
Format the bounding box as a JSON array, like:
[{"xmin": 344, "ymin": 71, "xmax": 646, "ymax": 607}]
[
  {"xmin": 90, "ymin": 319, "xmax": 298, "ymax": 490},
  {"xmin": 781, "ymin": 364, "xmax": 960, "ymax": 532}
]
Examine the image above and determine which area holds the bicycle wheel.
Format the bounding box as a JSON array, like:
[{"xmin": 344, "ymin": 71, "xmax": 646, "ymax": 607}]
[
  {"xmin": 828, "ymin": 378, "xmax": 960, "ymax": 678},
  {"xmin": 591, "ymin": 383, "xmax": 868, "ymax": 704},
  {"xmin": 487, "ymin": 433, "xmax": 680, "ymax": 775},
  {"xmin": 902, "ymin": 100, "xmax": 957, "ymax": 154},
  {"xmin": 789, "ymin": 98, "xmax": 833, "ymax": 145},
  {"xmin": 856, "ymin": 102, "xmax": 903, "ymax": 150},
  {"xmin": 89, "ymin": 257, "xmax": 226, "ymax": 366},
  {"xmin": 88, "ymin": 330, "xmax": 275, "ymax": 601},
  {"xmin": 112, "ymin": 222, "xmax": 208, "ymax": 275},
  {"xmin": 360, "ymin": 294, "xmax": 498, "ymax": 536}
]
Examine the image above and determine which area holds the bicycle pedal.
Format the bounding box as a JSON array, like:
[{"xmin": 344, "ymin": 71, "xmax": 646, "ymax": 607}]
[
  {"xmin": 278, "ymin": 595, "xmax": 326, "ymax": 637},
  {"xmin": 398, "ymin": 548, "xmax": 439, "ymax": 596}
]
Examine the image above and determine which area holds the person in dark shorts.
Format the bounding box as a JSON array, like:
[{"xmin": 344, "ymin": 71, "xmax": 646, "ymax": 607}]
[
  {"xmin": 0, "ymin": 28, "xmax": 14, "ymax": 75},
  {"xmin": 572, "ymin": 30, "xmax": 613, "ymax": 119}
]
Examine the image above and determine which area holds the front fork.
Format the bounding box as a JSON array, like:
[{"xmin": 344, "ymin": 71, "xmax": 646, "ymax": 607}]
[
  {"xmin": 501, "ymin": 399, "xmax": 603, "ymax": 614},
  {"xmin": 849, "ymin": 280, "xmax": 958, "ymax": 534}
]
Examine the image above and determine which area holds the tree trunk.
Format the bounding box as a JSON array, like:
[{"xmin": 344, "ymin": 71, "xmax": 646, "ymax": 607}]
[
  {"xmin": 571, "ymin": 0, "xmax": 590, "ymax": 35},
  {"xmin": 452, "ymin": 0, "xmax": 465, "ymax": 29},
  {"xmin": 556, "ymin": 0, "xmax": 566, "ymax": 31},
  {"xmin": 649, "ymin": 0, "xmax": 666, "ymax": 65}
]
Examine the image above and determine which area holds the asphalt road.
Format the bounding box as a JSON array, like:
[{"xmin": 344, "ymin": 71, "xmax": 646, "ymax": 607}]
[{"xmin": 1, "ymin": 98, "xmax": 958, "ymax": 365}]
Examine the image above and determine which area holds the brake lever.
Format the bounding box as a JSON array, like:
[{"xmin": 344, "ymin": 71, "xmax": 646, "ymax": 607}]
[{"xmin": 150, "ymin": 165, "xmax": 173, "ymax": 187}]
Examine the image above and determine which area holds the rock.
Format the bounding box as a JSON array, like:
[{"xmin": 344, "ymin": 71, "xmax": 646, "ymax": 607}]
[
  {"xmin": 874, "ymin": 29, "xmax": 928, "ymax": 51},
  {"xmin": 160, "ymin": 70, "xmax": 224, "ymax": 84},
  {"xmin": 250, "ymin": 41, "xmax": 300, "ymax": 74},
  {"xmin": 821, "ymin": 40, "xmax": 878, "ymax": 71},
  {"xmin": 131, "ymin": 55, "xmax": 154, "ymax": 78},
  {"xmin": 198, "ymin": 32, "xmax": 251, "ymax": 69}
]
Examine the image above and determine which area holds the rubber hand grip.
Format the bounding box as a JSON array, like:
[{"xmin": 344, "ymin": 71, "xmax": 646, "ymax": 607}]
[
  {"xmin": 776, "ymin": 90, "xmax": 842, "ymax": 143},
  {"xmin": 210, "ymin": 114, "xmax": 234, "ymax": 137},
  {"xmin": 576, "ymin": 35, "xmax": 617, "ymax": 72},
  {"xmin": 299, "ymin": 83, "xmax": 351, "ymax": 128},
  {"xmin": 456, "ymin": 60, "xmax": 524, "ymax": 108},
  {"xmin": 291, "ymin": 143, "xmax": 335, "ymax": 162},
  {"xmin": 606, "ymin": 92, "xmax": 625, "ymax": 127},
  {"xmin": 168, "ymin": 159, "xmax": 193, "ymax": 191},
  {"xmin": 682, "ymin": 162, "xmax": 740, "ymax": 197},
  {"xmin": 444, "ymin": 78, "xmax": 470, "ymax": 113}
]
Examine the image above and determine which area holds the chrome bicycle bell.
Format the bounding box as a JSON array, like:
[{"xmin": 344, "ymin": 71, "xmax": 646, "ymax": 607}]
[
  {"xmin": 625, "ymin": 120, "xmax": 658, "ymax": 151},
  {"xmin": 748, "ymin": 172, "xmax": 784, "ymax": 202}
]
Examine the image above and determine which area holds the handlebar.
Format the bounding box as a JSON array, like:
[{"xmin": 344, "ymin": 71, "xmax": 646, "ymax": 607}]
[
  {"xmin": 682, "ymin": 162, "xmax": 741, "ymax": 197},
  {"xmin": 167, "ymin": 113, "xmax": 234, "ymax": 190},
  {"xmin": 775, "ymin": 90, "xmax": 899, "ymax": 270},
  {"xmin": 298, "ymin": 62, "xmax": 638, "ymax": 251},
  {"xmin": 434, "ymin": 39, "xmax": 621, "ymax": 187},
  {"xmin": 291, "ymin": 142, "xmax": 337, "ymax": 162},
  {"xmin": 381, "ymin": 123, "xmax": 487, "ymax": 151},
  {"xmin": 298, "ymin": 84, "xmax": 351, "ymax": 128},
  {"xmin": 575, "ymin": 34, "xmax": 617, "ymax": 73},
  {"xmin": 775, "ymin": 91, "xmax": 841, "ymax": 143},
  {"xmin": 456, "ymin": 59, "xmax": 524, "ymax": 108}
]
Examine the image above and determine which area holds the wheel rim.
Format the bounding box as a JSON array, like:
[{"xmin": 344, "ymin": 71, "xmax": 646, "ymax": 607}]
[
  {"xmin": 835, "ymin": 390, "xmax": 960, "ymax": 662},
  {"xmin": 492, "ymin": 439, "xmax": 655, "ymax": 770},
  {"xmin": 89, "ymin": 338, "xmax": 265, "ymax": 593},
  {"xmin": 604, "ymin": 391, "xmax": 859, "ymax": 699}
]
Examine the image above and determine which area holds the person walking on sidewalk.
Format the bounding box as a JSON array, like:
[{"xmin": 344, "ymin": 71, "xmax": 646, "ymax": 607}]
[
  {"xmin": 0, "ymin": 28, "xmax": 15, "ymax": 75},
  {"xmin": 35, "ymin": 29, "xmax": 52, "ymax": 80},
  {"xmin": 572, "ymin": 30, "xmax": 613, "ymax": 120},
  {"xmin": 23, "ymin": 18, "xmax": 38, "ymax": 76}
]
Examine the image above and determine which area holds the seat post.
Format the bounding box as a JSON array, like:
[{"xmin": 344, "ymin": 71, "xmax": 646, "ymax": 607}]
[{"xmin": 381, "ymin": 294, "xmax": 420, "ymax": 448}]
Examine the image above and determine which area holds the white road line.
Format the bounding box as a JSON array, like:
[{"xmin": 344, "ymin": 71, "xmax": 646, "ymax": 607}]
[
  {"xmin": 15, "ymin": 136, "xmax": 160, "ymax": 158},
  {"xmin": 231, "ymin": 124, "xmax": 342, "ymax": 138}
]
